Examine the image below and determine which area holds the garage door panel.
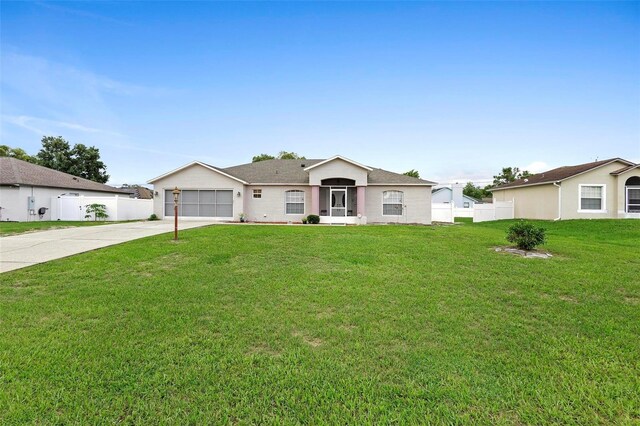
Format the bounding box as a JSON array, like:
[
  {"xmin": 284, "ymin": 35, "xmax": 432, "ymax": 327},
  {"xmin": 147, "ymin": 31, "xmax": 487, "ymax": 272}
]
[
  {"xmin": 216, "ymin": 190, "xmax": 233, "ymax": 203},
  {"xmin": 216, "ymin": 204, "xmax": 233, "ymax": 217},
  {"xmin": 200, "ymin": 204, "xmax": 215, "ymax": 217}
]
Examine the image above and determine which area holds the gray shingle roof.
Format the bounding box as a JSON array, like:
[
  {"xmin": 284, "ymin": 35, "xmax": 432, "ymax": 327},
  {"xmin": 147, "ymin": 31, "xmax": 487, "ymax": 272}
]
[
  {"xmin": 220, "ymin": 159, "xmax": 435, "ymax": 185},
  {"xmin": 0, "ymin": 157, "xmax": 128, "ymax": 194}
]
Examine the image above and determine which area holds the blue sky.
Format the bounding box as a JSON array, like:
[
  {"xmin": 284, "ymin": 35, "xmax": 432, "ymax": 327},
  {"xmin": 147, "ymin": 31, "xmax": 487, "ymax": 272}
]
[{"xmin": 1, "ymin": 1, "xmax": 639, "ymax": 186}]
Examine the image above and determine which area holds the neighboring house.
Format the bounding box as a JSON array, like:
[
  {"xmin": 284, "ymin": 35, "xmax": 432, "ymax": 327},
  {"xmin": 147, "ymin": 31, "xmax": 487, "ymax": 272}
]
[
  {"xmin": 120, "ymin": 186, "xmax": 154, "ymax": 199},
  {"xmin": 491, "ymin": 158, "xmax": 640, "ymax": 220},
  {"xmin": 0, "ymin": 157, "xmax": 129, "ymax": 222},
  {"xmin": 431, "ymin": 183, "xmax": 481, "ymax": 208},
  {"xmin": 148, "ymin": 155, "xmax": 437, "ymax": 224}
]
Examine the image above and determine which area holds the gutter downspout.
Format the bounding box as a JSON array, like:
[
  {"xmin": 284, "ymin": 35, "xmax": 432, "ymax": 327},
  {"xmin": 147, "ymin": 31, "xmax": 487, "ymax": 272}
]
[{"xmin": 553, "ymin": 181, "xmax": 561, "ymax": 221}]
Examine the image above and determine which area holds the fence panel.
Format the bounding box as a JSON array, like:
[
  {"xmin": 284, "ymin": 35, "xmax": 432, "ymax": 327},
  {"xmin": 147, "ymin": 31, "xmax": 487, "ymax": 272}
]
[
  {"xmin": 473, "ymin": 200, "xmax": 514, "ymax": 222},
  {"xmin": 54, "ymin": 195, "xmax": 153, "ymax": 221},
  {"xmin": 432, "ymin": 203, "xmax": 454, "ymax": 223}
]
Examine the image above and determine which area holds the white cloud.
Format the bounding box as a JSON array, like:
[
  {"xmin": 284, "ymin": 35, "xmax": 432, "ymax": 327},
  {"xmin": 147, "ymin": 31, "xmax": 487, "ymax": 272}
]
[
  {"xmin": 2, "ymin": 115, "xmax": 122, "ymax": 136},
  {"xmin": 523, "ymin": 161, "xmax": 550, "ymax": 173}
]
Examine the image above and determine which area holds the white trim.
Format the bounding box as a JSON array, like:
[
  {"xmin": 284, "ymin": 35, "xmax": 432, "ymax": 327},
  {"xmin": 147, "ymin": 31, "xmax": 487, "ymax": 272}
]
[
  {"xmin": 303, "ymin": 155, "xmax": 373, "ymax": 172},
  {"xmin": 284, "ymin": 189, "xmax": 305, "ymax": 215},
  {"xmin": 147, "ymin": 161, "xmax": 248, "ymax": 184},
  {"xmin": 578, "ymin": 184, "xmax": 607, "ymax": 213}
]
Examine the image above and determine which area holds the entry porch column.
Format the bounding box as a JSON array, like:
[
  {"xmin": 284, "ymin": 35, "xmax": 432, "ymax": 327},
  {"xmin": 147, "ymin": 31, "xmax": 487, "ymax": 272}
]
[
  {"xmin": 356, "ymin": 186, "xmax": 366, "ymax": 216},
  {"xmin": 311, "ymin": 186, "xmax": 320, "ymax": 215}
]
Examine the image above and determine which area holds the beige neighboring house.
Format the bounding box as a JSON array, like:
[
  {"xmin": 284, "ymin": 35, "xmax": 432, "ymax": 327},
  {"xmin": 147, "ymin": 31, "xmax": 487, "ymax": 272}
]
[
  {"xmin": 148, "ymin": 155, "xmax": 436, "ymax": 224},
  {"xmin": 491, "ymin": 158, "xmax": 640, "ymax": 220},
  {"xmin": 0, "ymin": 157, "xmax": 130, "ymax": 222}
]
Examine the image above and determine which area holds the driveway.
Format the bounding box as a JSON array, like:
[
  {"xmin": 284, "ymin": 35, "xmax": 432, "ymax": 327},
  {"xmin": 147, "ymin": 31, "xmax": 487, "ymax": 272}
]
[{"xmin": 0, "ymin": 220, "xmax": 218, "ymax": 273}]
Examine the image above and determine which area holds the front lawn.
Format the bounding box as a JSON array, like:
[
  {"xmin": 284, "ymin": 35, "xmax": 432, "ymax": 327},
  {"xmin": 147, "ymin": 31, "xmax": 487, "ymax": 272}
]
[
  {"xmin": 0, "ymin": 220, "xmax": 129, "ymax": 236},
  {"xmin": 1, "ymin": 220, "xmax": 638, "ymax": 424}
]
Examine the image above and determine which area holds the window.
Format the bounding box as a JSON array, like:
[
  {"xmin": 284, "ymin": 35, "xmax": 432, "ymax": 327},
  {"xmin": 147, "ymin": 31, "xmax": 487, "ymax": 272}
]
[
  {"xmin": 579, "ymin": 185, "xmax": 605, "ymax": 212},
  {"xmin": 253, "ymin": 189, "xmax": 262, "ymax": 199},
  {"xmin": 285, "ymin": 190, "xmax": 305, "ymax": 214},
  {"xmin": 383, "ymin": 191, "xmax": 404, "ymax": 215},
  {"xmin": 463, "ymin": 202, "xmax": 470, "ymax": 208}
]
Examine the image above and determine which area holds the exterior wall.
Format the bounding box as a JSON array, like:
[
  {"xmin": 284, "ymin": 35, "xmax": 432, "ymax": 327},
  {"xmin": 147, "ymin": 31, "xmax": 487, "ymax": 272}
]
[
  {"xmin": 308, "ymin": 159, "xmax": 369, "ymax": 186},
  {"xmin": 244, "ymin": 185, "xmax": 311, "ymax": 223},
  {"xmin": 559, "ymin": 162, "xmax": 625, "ymax": 219},
  {"xmin": 493, "ymin": 184, "xmax": 559, "ymax": 220},
  {"xmin": 151, "ymin": 163, "xmax": 245, "ymax": 220},
  {"xmin": 0, "ymin": 186, "xmax": 124, "ymax": 222},
  {"xmin": 615, "ymin": 168, "xmax": 640, "ymax": 217},
  {"xmin": 365, "ymin": 186, "xmax": 432, "ymax": 224}
]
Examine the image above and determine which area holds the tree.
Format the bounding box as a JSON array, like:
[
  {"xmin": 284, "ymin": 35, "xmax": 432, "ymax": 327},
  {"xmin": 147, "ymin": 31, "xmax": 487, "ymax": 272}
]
[
  {"xmin": 36, "ymin": 136, "xmax": 72, "ymax": 172},
  {"xmin": 492, "ymin": 167, "xmax": 532, "ymax": 186},
  {"xmin": 36, "ymin": 136, "xmax": 109, "ymax": 183},
  {"xmin": 68, "ymin": 143, "xmax": 109, "ymax": 183},
  {"xmin": 252, "ymin": 151, "xmax": 306, "ymax": 162},
  {"xmin": 0, "ymin": 145, "xmax": 39, "ymax": 163},
  {"xmin": 252, "ymin": 153, "xmax": 276, "ymax": 162},
  {"xmin": 84, "ymin": 203, "xmax": 109, "ymax": 221},
  {"xmin": 403, "ymin": 169, "xmax": 420, "ymax": 178},
  {"xmin": 277, "ymin": 151, "xmax": 305, "ymax": 160},
  {"xmin": 463, "ymin": 182, "xmax": 487, "ymax": 200}
]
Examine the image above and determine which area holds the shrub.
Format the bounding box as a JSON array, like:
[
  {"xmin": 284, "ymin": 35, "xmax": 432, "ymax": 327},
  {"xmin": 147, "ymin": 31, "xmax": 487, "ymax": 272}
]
[
  {"xmin": 84, "ymin": 203, "xmax": 108, "ymax": 221},
  {"xmin": 306, "ymin": 214, "xmax": 320, "ymax": 224},
  {"xmin": 506, "ymin": 221, "xmax": 546, "ymax": 250},
  {"xmin": 149, "ymin": 213, "xmax": 159, "ymax": 221},
  {"xmin": 301, "ymin": 217, "xmax": 308, "ymax": 224}
]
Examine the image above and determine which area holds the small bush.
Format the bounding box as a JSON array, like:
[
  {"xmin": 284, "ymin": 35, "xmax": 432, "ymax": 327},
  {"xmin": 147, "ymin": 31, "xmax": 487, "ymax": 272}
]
[
  {"xmin": 506, "ymin": 221, "xmax": 546, "ymax": 250},
  {"xmin": 301, "ymin": 217, "xmax": 308, "ymax": 224},
  {"xmin": 149, "ymin": 213, "xmax": 159, "ymax": 221},
  {"xmin": 306, "ymin": 214, "xmax": 320, "ymax": 224}
]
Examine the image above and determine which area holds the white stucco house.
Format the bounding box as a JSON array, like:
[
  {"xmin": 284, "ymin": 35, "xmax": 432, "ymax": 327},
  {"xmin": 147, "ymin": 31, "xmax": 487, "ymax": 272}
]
[
  {"xmin": 491, "ymin": 158, "xmax": 640, "ymax": 220},
  {"xmin": 148, "ymin": 155, "xmax": 437, "ymax": 224},
  {"xmin": 0, "ymin": 157, "xmax": 130, "ymax": 222}
]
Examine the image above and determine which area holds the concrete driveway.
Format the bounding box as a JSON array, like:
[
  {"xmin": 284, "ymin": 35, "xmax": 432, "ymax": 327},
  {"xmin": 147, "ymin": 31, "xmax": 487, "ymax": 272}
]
[{"xmin": 0, "ymin": 220, "xmax": 218, "ymax": 273}]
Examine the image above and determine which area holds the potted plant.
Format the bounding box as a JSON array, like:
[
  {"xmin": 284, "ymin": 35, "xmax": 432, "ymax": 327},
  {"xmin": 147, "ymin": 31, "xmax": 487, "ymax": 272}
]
[{"xmin": 239, "ymin": 213, "xmax": 246, "ymax": 223}]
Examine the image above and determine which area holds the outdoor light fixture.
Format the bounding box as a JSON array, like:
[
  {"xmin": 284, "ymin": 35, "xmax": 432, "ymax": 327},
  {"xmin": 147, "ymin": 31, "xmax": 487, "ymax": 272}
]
[
  {"xmin": 172, "ymin": 187, "xmax": 181, "ymax": 241},
  {"xmin": 237, "ymin": 191, "xmax": 242, "ymax": 198}
]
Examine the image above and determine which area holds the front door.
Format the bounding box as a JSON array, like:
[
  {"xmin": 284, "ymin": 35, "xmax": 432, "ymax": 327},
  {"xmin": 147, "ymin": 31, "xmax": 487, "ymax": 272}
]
[{"xmin": 330, "ymin": 188, "xmax": 346, "ymax": 217}]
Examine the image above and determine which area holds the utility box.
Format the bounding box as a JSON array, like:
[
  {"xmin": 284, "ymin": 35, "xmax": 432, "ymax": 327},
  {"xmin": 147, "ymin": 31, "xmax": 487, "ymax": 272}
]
[{"xmin": 27, "ymin": 196, "xmax": 35, "ymax": 210}]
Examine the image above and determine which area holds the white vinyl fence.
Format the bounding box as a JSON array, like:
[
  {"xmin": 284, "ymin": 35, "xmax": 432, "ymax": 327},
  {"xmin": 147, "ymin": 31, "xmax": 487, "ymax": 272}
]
[
  {"xmin": 52, "ymin": 195, "xmax": 153, "ymax": 221},
  {"xmin": 473, "ymin": 200, "xmax": 514, "ymax": 223},
  {"xmin": 432, "ymin": 202, "xmax": 476, "ymax": 223}
]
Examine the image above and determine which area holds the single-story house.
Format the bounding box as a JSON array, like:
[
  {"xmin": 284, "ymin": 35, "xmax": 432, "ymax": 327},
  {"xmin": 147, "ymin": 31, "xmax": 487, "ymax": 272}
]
[
  {"xmin": 491, "ymin": 157, "xmax": 640, "ymax": 220},
  {"xmin": 0, "ymin": 157, "xmax": 129, "ymax": 222},
  {"xmin": 432, "ymin": 183, "xmax": 481, "ymax": 208},
  {"xmin": 148, "ymin": 155, "xmax": 437, "ymax": 224}
]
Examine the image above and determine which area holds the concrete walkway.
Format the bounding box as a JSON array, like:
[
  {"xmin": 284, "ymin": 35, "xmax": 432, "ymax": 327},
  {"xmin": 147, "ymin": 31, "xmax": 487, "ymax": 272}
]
[{"xmin": 0, "ymin": 220, "xmax": 217, "ymax": 273}]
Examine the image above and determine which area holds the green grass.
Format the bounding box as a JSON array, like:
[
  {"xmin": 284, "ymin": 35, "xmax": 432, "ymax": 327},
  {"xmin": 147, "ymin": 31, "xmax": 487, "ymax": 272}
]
[
  {"xmin": 0, "ymin": 220, "xmax": 138, "ymax": 236},
  {"xmin": 1, "ymin": 220, "xmax": 638, "ymax": 424}
]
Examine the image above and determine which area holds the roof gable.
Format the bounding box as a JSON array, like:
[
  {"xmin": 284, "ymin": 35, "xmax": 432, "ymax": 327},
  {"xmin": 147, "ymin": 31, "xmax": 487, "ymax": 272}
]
[
  {"xmin": 147, "ymin": 161, "xmax": 248, "ymax": 184},
  {"xmin": 303, "ymin": 155, "xmax": 373, "ymax": 172}
]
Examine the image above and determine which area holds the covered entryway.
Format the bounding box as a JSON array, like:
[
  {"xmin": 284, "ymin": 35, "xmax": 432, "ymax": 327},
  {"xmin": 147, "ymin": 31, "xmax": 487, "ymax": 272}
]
[
  {"xmin": 164, "ymin": 189, "xmax": 233, "ymax": 218},
  {"xmin": 318, "ymin": 178, "xmax": 359, "ymax": 224}
]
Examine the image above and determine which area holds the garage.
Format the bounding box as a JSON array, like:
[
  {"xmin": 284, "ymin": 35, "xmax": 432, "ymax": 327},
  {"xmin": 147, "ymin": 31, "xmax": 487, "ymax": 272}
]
[{"xmin": 164, "ymin": 189, "xmax": 233, "ymax": 218}]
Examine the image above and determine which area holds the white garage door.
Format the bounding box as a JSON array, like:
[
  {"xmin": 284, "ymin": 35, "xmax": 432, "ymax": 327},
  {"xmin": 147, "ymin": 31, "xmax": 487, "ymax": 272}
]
[{"xmin": 164, "ymin": 189, "xmax": 233, "ymax": 218}]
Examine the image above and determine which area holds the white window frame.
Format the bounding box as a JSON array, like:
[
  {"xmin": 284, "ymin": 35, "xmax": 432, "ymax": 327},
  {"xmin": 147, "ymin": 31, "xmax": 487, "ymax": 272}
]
[
  {"xmin": 627, "ymin": 186, "xmax": 640, "ymax": 213},
  {"xmin": 578, "ymin": 184, "xmax": 606, "ymax": 213},
  {"xmin": 285, "ymin": 190, "xmax": 305, "ymax": 215},
  {"xmin": 382, "ymin": 190, "xmax": 404, "ymax": 216},
  {"xmin": 253, "ymin": 189, "xmax": 262, "ymax": 199}
]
